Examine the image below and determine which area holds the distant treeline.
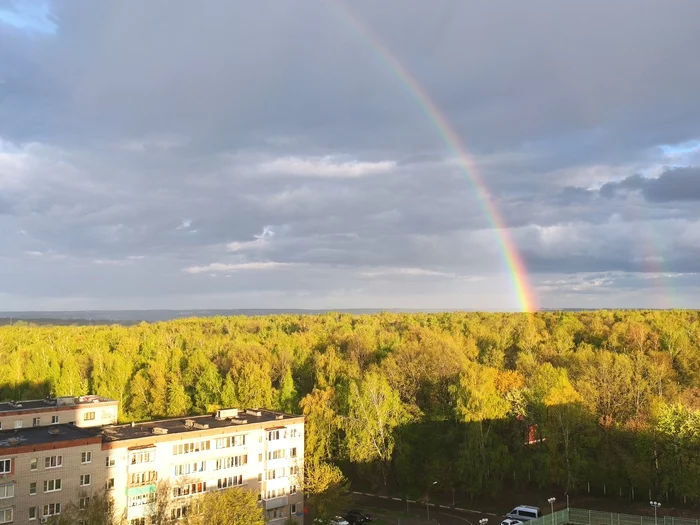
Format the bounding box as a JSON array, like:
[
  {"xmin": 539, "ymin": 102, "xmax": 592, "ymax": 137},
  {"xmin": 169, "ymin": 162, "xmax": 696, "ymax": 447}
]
[{"xmin": 1, "ymin": 311, "xmax": 699, "ymax": 502}]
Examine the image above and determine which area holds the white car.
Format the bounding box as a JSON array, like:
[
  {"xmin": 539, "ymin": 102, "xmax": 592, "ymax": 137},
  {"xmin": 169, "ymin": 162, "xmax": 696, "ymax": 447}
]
[
  {"xmin": 502, "ymin": 519, "xmax": 524, "ymax": 525},
  {"xmin": 314, "ymin": 518, "xmax": 350, "ymax": 525}
]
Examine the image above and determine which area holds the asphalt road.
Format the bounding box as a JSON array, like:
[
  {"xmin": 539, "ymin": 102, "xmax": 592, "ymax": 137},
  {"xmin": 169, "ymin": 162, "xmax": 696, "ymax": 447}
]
[{"xmin": 350, "ymin": 492, "xmax": 502, "ymax": 525}]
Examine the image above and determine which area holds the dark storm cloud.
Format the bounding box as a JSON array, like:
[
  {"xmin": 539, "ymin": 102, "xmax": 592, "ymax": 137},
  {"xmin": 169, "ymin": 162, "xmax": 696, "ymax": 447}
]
[
  {"xmin": 1, "ymin": 0, "xmax": 700, "ymax": 309},
  {"xmin": 599, "ymin": 168, "xmax": 700, "ymax": 202}
]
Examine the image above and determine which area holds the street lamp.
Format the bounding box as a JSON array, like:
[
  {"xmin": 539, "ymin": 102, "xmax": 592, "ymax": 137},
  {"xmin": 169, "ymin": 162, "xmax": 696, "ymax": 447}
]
[
  {"xmin": 548, "ymin": 497, "xmax": 556, "ymax": 525},
  {"xmin": 427, "ymin": 481, "xmax": 438, "ymax": 521},
  {"xmin": 650, "ymin": 501, "xmax": 661, "ymax": 525}
]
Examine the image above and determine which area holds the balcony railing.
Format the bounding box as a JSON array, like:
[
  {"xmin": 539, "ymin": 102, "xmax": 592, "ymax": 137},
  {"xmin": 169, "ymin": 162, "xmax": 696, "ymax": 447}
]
[{"xmin": 264, "ymin": 495, "xmax": 289, "ymax": 510}]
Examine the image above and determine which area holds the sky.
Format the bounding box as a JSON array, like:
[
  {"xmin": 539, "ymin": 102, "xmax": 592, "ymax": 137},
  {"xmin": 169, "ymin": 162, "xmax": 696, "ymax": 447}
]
[{"xmin": 1, "ymin": 0, "xmax": 699, "ymax": 311}]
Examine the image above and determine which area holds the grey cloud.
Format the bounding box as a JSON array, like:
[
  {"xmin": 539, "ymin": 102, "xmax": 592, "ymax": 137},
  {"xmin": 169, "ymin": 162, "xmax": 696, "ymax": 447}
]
[
  {"xmin": 600, "ymin": 168, "xmax": 700, "ymax": 202},
  {"xmin": 1, "ymin": 1, "xmax": 700, "ymax": 309}
]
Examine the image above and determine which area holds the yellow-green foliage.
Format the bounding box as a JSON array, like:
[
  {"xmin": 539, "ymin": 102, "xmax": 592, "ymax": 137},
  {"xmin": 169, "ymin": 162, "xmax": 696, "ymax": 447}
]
[{"xmin": 1, "ymin": 310, "xmax": 700, "ymax": 498}]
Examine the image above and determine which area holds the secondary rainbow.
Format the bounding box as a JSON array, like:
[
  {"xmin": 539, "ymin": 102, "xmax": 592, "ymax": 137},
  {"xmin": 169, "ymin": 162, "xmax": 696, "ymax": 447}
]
[{"xmin": 330, "ymin": 1, "xmax": 537, "ymax": 311}]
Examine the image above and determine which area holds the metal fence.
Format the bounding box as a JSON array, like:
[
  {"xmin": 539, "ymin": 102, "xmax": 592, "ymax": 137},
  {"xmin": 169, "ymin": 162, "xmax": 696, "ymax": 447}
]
[{"xmin": 527, "ymin": 509, "xmax": 700, "ymax": 525}]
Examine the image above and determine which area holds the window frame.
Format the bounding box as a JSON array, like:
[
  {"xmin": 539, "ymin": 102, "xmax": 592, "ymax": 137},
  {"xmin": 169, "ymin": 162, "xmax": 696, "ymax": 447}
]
[
  {"xmin": 43, "ymin": 478, "xmax": 62, "ymax": 493},
  {"xmin": 0, "ymin": 483, "xmax": 14, "ymax": 499},
  {"xmin": 44, "ymin": 455, "xmax": 63, "ymax": 469}
]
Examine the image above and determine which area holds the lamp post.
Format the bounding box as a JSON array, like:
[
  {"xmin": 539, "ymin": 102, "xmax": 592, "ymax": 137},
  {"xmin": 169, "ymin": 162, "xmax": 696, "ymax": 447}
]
[
  {"xmin": 650, "ymin": 501, "xmax": 661, "ymax": 525},
  {"xmin": 427, "ymin": 481, "xmax": 438, "ymax": 521},
  {"xmin": 548, "ymin": 497, "xmax": 556, "ymax": 525}
]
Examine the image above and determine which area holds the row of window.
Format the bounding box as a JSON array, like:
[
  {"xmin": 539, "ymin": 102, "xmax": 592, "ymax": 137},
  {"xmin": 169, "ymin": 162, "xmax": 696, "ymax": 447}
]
[
  {"xmin": 172, "ymin": 461, "xmax": 206, "ymax": 477},
  {"xmin": 1, "ymin": 452, "xmax": 94, "ymax": 474},
  {"xmin": 0, "ymin": 408, "xmax": 113, "ymax": 430},
  {"xmin": 215, "ymin": 434, "xmax": 246, "ymax": 449},
  {"xmin": 129, "ymin": 471, "xmax": 158, "ymax": 486},
  {"xmin": 0, "ymin": 415, "xmax": 60, "ymax": 430},
  {"xmin": 215, "ymin": 454, "xmax": 248, "ymax": 470},
  {"xmin": 130, "ymin": 450, "xmax": 155, "ymax": 465},
  {"xmin": 265, "ymin": 486, "xmax": 297, "ymax": 499},
  {"xmin": 173, "ymin": 481, "xmax": 207, "ymax": 498},
  {"xmin": 21, "ymin": 475, "xmax": 92, "ymax": 496},
  {"xmin": 267, "ymin": 428, "xmax": 299, "ymax": 441},
  {"xmin": 128, "ymin": 492, "xmax": 156, "ymax": 508},
  {"xmin": 25, "ymin": 502, "xmax": 63, "ymax": 520},
  {"xmin": 173, "ymin": 439, "xmax": 211, "ymax": 455},
  {"xmin": 268, "ymin": 447, "xmax": 297, "ymax": 460},
  {"xmin": 217, "ymin": 474, "xmax": 243, "ymax": 489}
]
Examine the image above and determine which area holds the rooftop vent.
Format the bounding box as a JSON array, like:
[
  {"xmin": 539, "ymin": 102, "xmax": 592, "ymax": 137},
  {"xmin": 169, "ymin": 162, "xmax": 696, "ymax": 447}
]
[
  {"xmin": 193, "ymin": 422, "xmax": 209, "ymax": 430},
  {"xmin": 184, "ymin": 419, "xmax": 196, "ymax": 429},
  {"xmin": 48, "ymin": 427, "xmax": 61, "ymax": 436},
  {"xmin": 151, "ymin": 427, "xmax": 168, "ymax": 435},
  {"xmin": 56, "ymin": 396, "xmax": 76, "ymax": 406},
  {"xmin": 229, "ymin": 418, "xmax": 248, "ymax": 425},
  {"xmin": 7, "ymin": 437, "xmax": 21, "ymax": 445},
  {"xmin": 245, "ymin": 409, "xmax": 262, "ymax": 417},
  {"xmin": 8, "ymin": 401, "xmax": 22, "ymax": 408},
  {"xmin": 275, "ymin": 415, "xmax": 284, "ymax": 420},
  {"xmin": 215, "ymin": 408, "xmax": 239, "ymax": 420}
]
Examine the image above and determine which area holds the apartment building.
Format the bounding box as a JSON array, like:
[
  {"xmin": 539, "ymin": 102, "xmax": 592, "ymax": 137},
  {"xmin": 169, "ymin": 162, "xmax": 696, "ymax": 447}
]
[
  {"xmin": 0, "ymin": 396, "xmax": 118, "ymax": 431},
  {"xmin": 0, "ymin": 424, "xmax": 106, "ymax": 524},
  {"xmin": 101, "ymin": 408, "xmax": 304, "ymax": 524},
  {"xmin": 0, "ymin": 404, "xmax": 304, "ymax": 524}
]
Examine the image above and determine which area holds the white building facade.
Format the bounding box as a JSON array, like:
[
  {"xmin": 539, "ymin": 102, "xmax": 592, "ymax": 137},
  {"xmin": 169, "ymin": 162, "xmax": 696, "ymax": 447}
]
[{"xmin": 0, "ymin": 403, "xmax": 304, "ymax": 525}]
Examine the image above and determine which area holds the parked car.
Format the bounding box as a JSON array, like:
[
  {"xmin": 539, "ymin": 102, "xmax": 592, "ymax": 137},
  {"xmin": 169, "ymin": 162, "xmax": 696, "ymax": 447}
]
[
  {"xmin": 506, "ymin": 506, "xmax": 542, "ymax": 522},
  {"xmin": 315, "ymin": 518, "xmax": 350, "ymax": 525},
  {"xmin": 502, "ymin": 518, "xmax": 524, "ymax": 525},
  {"xmin": 346, "ymin": 509, "xmax": 373, "ymax": 523}
]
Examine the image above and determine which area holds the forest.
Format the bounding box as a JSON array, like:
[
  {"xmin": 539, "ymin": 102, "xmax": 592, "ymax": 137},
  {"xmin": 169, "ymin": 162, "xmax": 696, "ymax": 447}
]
[{"xmin": 1, "ymin": 310, "xmax": 700, "ymax": 505}]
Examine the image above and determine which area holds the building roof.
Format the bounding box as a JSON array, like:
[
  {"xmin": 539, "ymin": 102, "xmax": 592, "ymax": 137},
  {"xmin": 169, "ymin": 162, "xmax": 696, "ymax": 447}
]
[
  {"xmin": 0, "ymin": 424, "xmax": 99, "ymax": 450},
  {"xmin": 96, "ymin": 408, "xmax": 303, "ymax": 443},
  {"xmin": 0, "ymin": 395, "xmax": 116, "ymax": 414}
]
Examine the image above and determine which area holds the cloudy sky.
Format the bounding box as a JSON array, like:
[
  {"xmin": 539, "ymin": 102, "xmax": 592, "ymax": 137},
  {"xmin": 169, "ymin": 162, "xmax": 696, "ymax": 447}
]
[{"xmin": 1, "ymin": 0, "xmax": 699, "ymax": 311}]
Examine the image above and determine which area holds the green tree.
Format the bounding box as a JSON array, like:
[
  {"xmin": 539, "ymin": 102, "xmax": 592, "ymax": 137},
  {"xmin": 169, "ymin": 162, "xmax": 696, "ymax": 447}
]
[
  {"xmin": 187, "ymin": 487, "xmax": 265, "ymax": 525},
  {"xmin": 276, "ymin": 367, "xmax": 299, "ymax": 413},
  {"xmin": 51, "ymin": 490, "xmax": 124, "ymax": 525},
  {"xmin": 346, "ymin": 371, "xmax": 410, "ymax": 487},
  {"xmin": 301, "ymin": 461, "xmax": 350, "ymax": 522},
  {"xmin": 300, "ymin": 387, "xmax": 341, "ymax": 463}
]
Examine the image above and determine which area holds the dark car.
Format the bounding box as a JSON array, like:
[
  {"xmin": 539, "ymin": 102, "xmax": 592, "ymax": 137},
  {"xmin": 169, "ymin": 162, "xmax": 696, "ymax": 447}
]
[{"xmin": 345, "ymin": 509, "xmax": 372, "ymax": 523}]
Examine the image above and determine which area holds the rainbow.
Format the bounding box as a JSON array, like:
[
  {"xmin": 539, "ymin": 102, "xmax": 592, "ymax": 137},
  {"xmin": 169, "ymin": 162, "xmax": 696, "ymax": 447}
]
[{"xmin": 329, "ymin": 1, "xmax": 537, "ymax": 311}]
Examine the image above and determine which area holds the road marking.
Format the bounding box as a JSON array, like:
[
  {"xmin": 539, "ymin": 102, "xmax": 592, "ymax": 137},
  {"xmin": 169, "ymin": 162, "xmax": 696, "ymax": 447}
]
[
  {"xmin": 442, "ymin": 512, "xmax": 473, "ymax": 524},
  {"xmin": 454, "ymin": 507, "xmax": 499, "ymax": 516}
]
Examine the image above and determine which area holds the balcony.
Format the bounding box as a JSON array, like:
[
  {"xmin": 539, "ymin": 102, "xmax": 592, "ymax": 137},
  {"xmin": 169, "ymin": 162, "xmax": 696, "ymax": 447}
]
[{"xmin": 264, "ymin": 495, "xmax": 288, "ymax": 510}]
